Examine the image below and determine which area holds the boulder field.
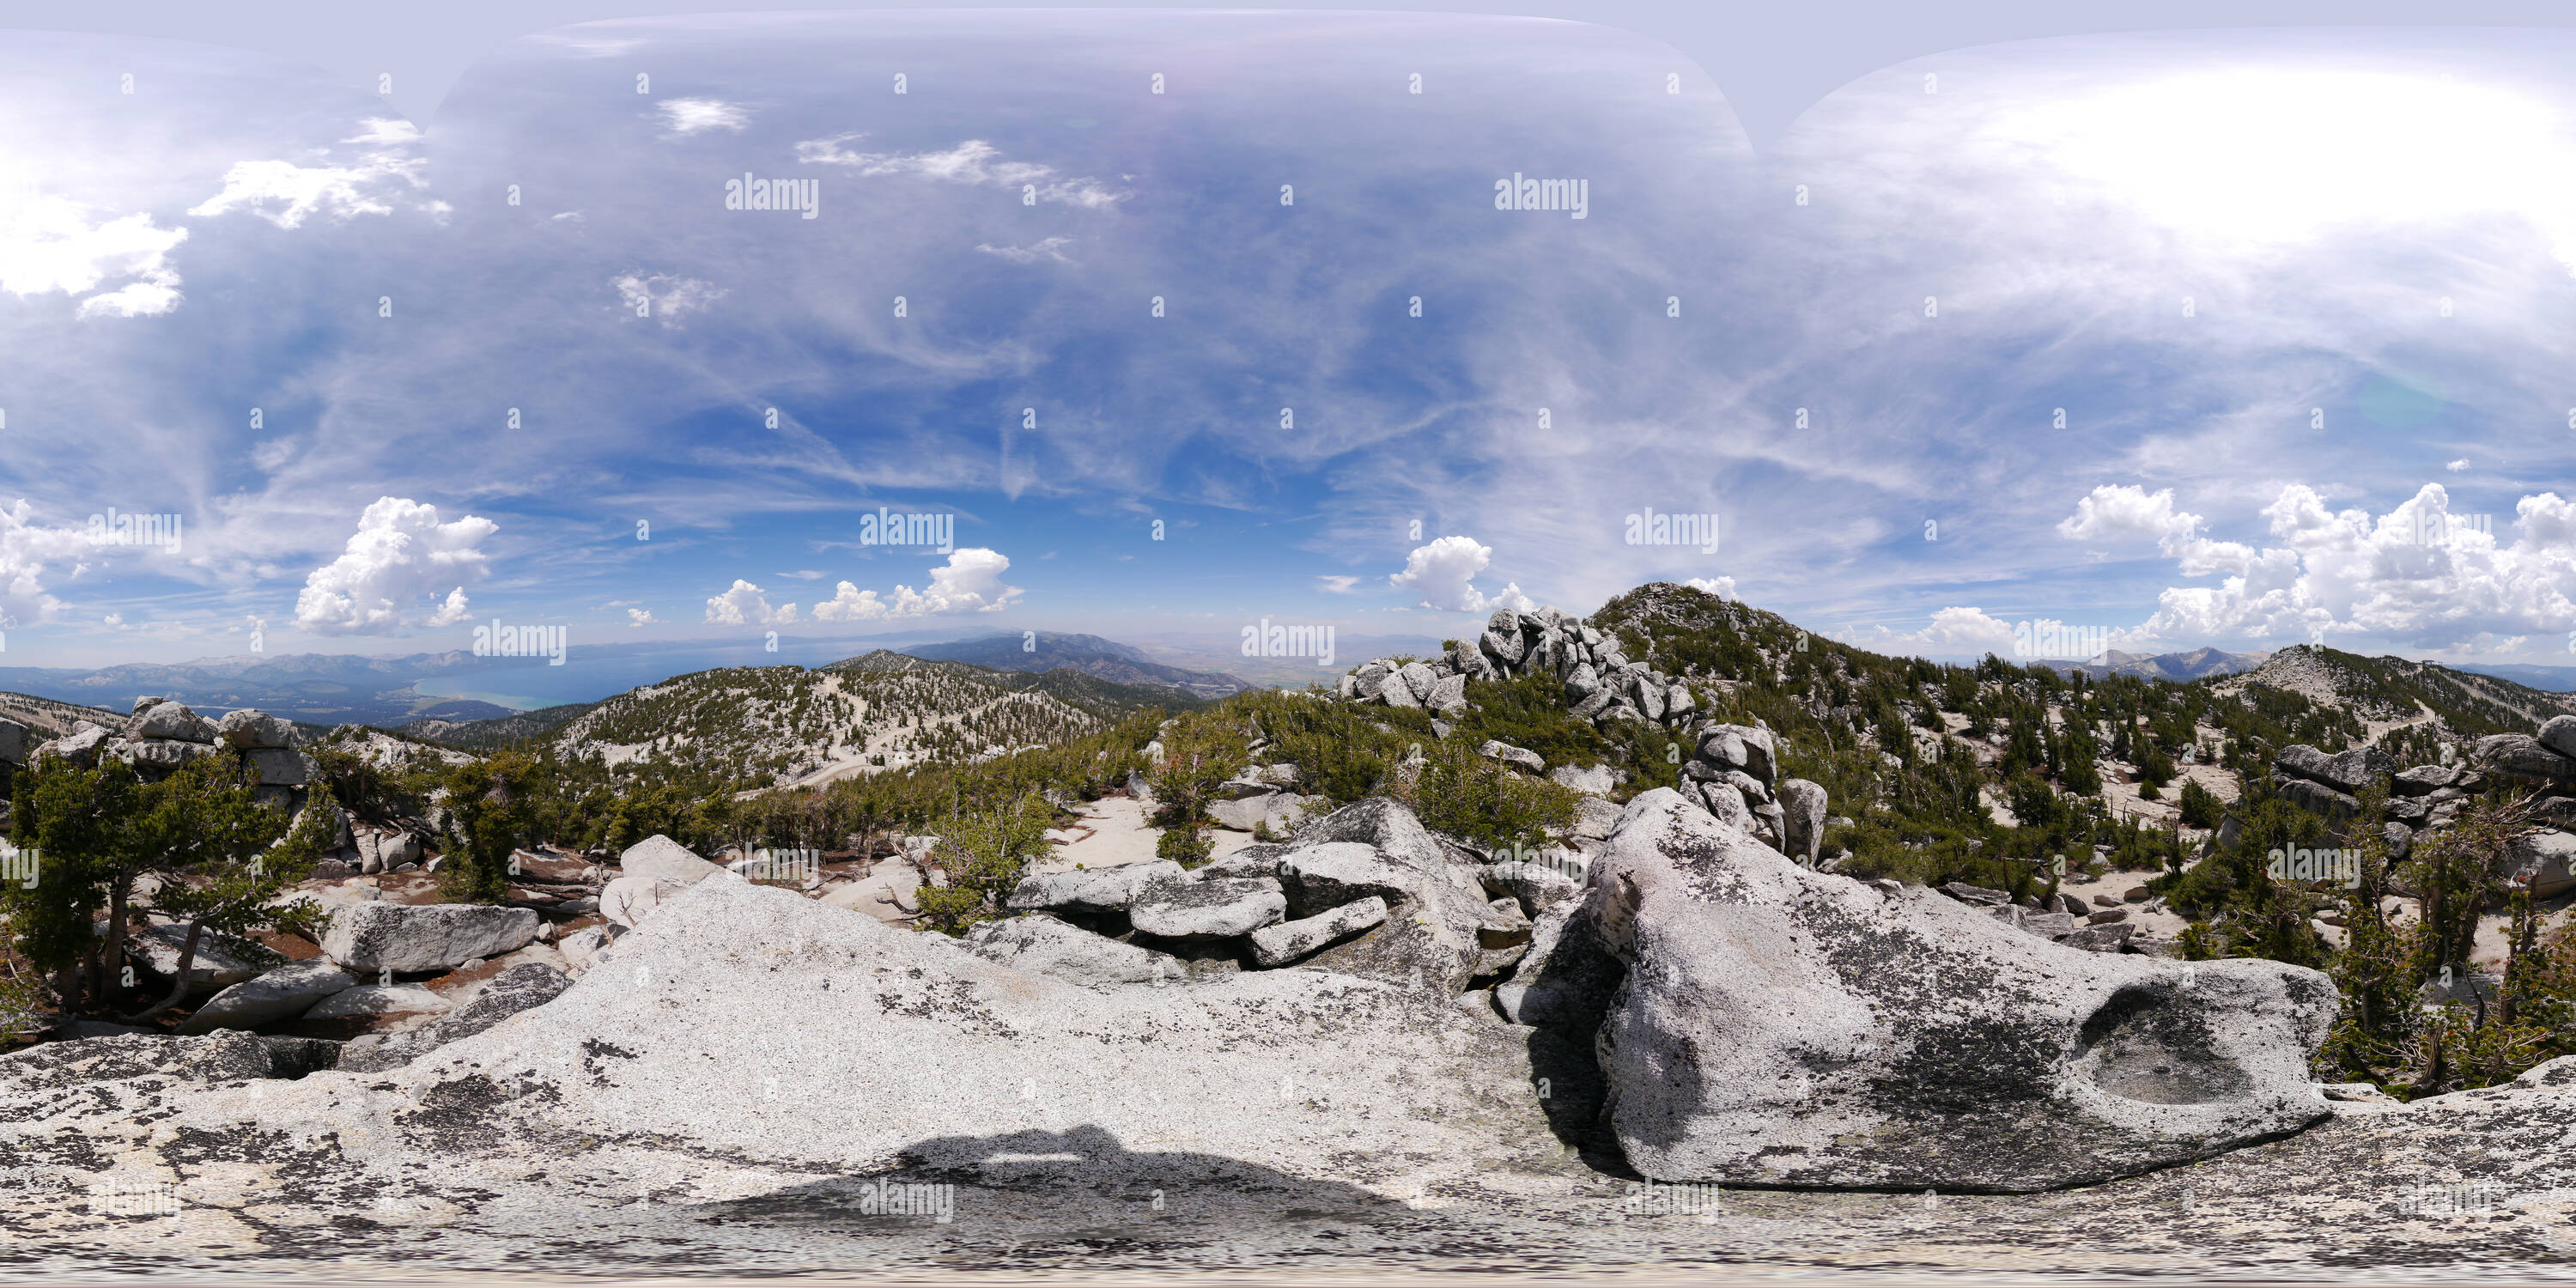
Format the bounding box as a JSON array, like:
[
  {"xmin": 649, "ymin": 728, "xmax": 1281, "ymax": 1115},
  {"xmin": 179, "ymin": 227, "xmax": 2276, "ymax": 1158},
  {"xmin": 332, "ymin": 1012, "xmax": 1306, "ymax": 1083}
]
[{"xmin": 8, "ymin": 788, "xmax": 2573, "ymax": 1274}]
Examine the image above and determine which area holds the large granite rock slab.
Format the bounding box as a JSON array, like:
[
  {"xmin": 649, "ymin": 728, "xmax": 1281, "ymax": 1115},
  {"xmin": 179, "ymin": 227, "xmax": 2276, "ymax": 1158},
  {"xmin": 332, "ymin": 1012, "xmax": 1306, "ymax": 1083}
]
[
  {"xmin": 320, "ymin": 902, "xmax": 542, "ymax": 975},
  {"xmin": 1127, "ymin": 872, "xmax": 1287, "ymax": 939},
  {"xmin": 1006, "ymin": 860, "xmax": 1183, "ymax": 914},
  {"xmin": 177, "ymin": 959, "xmax": 359, "ymax": 1035},
  {"xmin": 618, "ymin": 834, "xmax": 726, "ymax": 884},
  {"xmin": 334, "ymin": 963, "xmax": 571, "ymax": 1074},
  {"xmin": 2476, "ymin": 734, "xmax": 2576, "ymax": 787},
  {"xmin": 2275, "ymin": 744, "xmax": 2396, "ymax": 793},
  {"xmin": 1247, "ymin": 896, "xmax": 1388, "ymax": 967},
  {"xmin": 1270, "ymin": 799, "xmax": 1499, "ymax": 994},
  {"xmin": 963, "ymin": 913, "xmax": 1187, "ymax": 987},
  {"xmin": 216, "ymin": 708, "xmax": 298, "ymax": 750},
  {"xmin": 1584, "ymin": 788, "xmax": 2336, "ymax": 1191}
]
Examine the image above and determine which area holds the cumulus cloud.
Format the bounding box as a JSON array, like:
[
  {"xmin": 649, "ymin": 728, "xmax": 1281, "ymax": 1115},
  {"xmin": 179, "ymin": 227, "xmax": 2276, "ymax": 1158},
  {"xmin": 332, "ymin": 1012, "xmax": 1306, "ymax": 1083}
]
[
  {"xmin": 810, "ymin": 548, "xmax": 1024, "ymax": 621},
  {"xmin": 975, "ymin": 237, "xmax": 1075, "ymax": 264},
  {"xmin": 658, "ymin": 98, "xmax": 749, "ymax": 137},
  {"xmin": 0, "ymin": 194, "xmax": 188, "ymax": 318},
  {"xmin": 2121, "ymin": 482, "xmax": 2576, "ymax": 649},
  {"xmin": 628, "ymin": 607, "xmax": 658, "ymax": 627},
  {"xmin": 1685, "ymin": 575, "xmax": 1735, "ymax": 599},
  {"xmin": 614, "ymin": 273, "xmax": 725, "ymax": 325},
  {"xmin": 293, "ymin": 497, "xmax": 499, "ymax": 635},
  {"xmin": 426, "ymin": 587, "xmax": 473, "ymax": 626},
  {"xmin": 2057, "ymin": 483, "xmax": 2256, "ymax": 577},
  {"xmin": 1388, "ymin": 537, "xmax": 1534, "ymax": 614},
  {"xmin": 189, "ymin": 119, "xmax": 447, "ymax": 228},
  {"xmin": 793, "ymin": 136, "xmax": 1121, "ymax": 208},
  {"xmin": 704, "ymin": 580, "xmax": 794, "ymax": 625}
]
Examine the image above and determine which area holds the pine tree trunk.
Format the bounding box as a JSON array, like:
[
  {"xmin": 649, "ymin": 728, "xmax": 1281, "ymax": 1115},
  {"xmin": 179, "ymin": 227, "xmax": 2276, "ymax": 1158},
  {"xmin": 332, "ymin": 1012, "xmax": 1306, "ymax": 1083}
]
[{"xmin": 122, "ymin": 920, "xmax": 204, "ymax": 1024}]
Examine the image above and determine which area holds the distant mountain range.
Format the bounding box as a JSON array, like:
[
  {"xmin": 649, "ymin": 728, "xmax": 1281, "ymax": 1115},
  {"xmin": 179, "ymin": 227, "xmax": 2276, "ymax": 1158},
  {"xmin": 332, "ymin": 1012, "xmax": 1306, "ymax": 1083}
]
[
  {"xmin": 2451, "ymin": 662, "xmax": 2576, "ymax": 695},
  {"xmin": 2044, "ymin": 647, "xmax": 2273, "ymax": 683},
  {"xmin": 898, "ymin": 632, "xmax": 1252, "ymax": 698}
]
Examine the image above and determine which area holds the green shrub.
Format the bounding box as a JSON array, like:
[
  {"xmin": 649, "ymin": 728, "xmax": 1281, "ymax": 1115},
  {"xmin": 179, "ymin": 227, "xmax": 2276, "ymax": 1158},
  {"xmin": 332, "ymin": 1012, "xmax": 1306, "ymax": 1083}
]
[
  {"xmin": 2177, "ymin": 778, "xmax": 2225, "ymax": 829},
  {"xmin": 1157, "ymin": 824, "xmax": 1213, "ymax": 868},
  {"xmin": 1393, "ymin": 739, "xmax": 1577, "ymax": 852}
]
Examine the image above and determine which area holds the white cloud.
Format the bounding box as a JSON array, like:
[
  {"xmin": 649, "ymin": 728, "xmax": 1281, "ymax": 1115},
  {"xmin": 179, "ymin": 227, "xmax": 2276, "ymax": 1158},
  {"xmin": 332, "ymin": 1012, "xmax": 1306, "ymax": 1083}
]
[
  {"xmin": 2447, "ymin": 459, "xmax": 2471, "ymax": 472},
  {"xmin": 794, "ymin": 137, "xmax": 1121, "ymax": 208},
  {"xmin": 658, "ymin": 98, "xmax": 749, "ymax": 137},
  {"xmin": 704, "ymin": 579, "xmax": 792, "ymax": 625},
  {"xmin": 1316, "ymin": 574, "xmax": 1360, "ymax": 593},
  {"xmin": 189, "ymin": 120, "xmax": 445, "ymax": 229},
  {"xmin": 975, "ymin": 237, "xmax": 1075, "ymax": 265},
  {"xmin": 293, "ymin": 497, "xmax": 499, "ymax": 635},
  {"xmin": 1684, "ymin": 576, "xmax": 1735, "ymax": 600},
  {"xmin": 614, "ymin": 273, "xmax": 725, "ymax": 325},
  {"xmin": 2056, "ymin": 483, "xmax": 2255, "ymax": 577},
  {"xmin": 0, "ymin": 501, "xmax": 88, "ymax": 629},
  {"xmin": 0, "ymin": 195, "xmax": 187, "ymax": 318},
  {"xmin": 2125, "ymin": 482, "xmax": 2576, "ymax": 648},
  {"xmin": 628, "ymin": 607, "xmax": 659, "ymax": 627},
  {"xmin": 2057, "ymin": 483, "xmax": 2200, "ymax": 546},
  {"xmin": 426, "ymin": 587, "xmax": 473, "ymax": 626},
  {"xmin": 811, "ymin": 548, "xmax": 1024, "ymax": 620},
  {"xmin": 1388, "ymin": 537, "xmax": 1534, "ymax": 614}
]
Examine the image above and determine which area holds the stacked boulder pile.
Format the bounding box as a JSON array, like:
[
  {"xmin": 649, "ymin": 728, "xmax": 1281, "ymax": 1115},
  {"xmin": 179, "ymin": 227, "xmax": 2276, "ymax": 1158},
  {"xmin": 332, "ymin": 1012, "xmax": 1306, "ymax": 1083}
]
[
  {"xmin": 150, "ymin": 898, "xmax": 558, "ymax": 1073},
  {"xmin": 1341, "ymin": 606, "xmax": 1698, "ymax": 731},
  {"xmin": 989, "ymin": 797, "xmax": 1572, "ymax": 995},
  {"xmin": 2269, "ymin": 715, "xmax": 2575, "ymax": 896},
  {"xmin": 24, "ymin": 699, "xmax": 319, "ymax": 811}
]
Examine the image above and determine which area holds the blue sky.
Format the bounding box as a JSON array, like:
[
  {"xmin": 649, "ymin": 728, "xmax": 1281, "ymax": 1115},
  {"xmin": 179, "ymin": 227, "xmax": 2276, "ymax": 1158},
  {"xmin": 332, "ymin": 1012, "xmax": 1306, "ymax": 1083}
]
[{"xmin": 2, "ymin": 17, "xmax": 2572, "ymax": 679}]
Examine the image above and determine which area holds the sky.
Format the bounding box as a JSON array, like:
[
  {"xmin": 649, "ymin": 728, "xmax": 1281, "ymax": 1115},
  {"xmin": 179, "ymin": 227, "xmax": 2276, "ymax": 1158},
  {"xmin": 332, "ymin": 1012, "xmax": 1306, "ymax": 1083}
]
[{"xmin": 1, "ymin": 17, "xmax": 2571, "ymax": 681}]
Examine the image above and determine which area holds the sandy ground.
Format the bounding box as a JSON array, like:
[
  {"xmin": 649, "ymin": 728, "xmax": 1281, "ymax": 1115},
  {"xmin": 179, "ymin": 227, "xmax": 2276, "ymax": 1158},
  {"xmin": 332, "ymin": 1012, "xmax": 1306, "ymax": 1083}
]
[{"xmin": 1028, "ymin": 794, "xmax": 1256, "ymax": 876}]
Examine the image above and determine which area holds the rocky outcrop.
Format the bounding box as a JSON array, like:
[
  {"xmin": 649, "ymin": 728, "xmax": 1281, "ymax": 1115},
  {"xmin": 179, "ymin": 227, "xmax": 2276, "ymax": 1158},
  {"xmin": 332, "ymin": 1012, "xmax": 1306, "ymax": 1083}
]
[
  {"xmin": 2476, "ymin": 732, "xmax": 2576, "ymax": 787},
  {"xmin": 1006, "ymin": 860, "xmax": 1183, "ymax": 914},
  {"xmin": 1340, "ymin": 607, "xmax": 1697, "ymax": 731},
  {"xmin": 320, "ymin": 902, "xmax": 542, "ymax": 975},
  {"xmin": 1581, "ymin": 788, "xmax": 2336, "ymax": 1190},
  {"xmin": 1247, "ymin": 896, "xmax": 1387, "ymax": 967},
  {"xmin": 1127, "ymin": 872, "xmax": 1287, "ymax": 939},
  {"xmin": 2275, "ymin": 744, "xmax": 2395, "ymax": 793},
  {"xmin": 963, "ymin": 913, "xmax": 1188, "ymax": 987},
  {"xmin": 618, "ymin": 834, "xmax": 726, "ymax": 884},
  {"xmin": 176, "ymin": 960, "xmax": 358, "ymax": 1035},
  {"xmin": 0, "ymin": 1030, "xmax": 325, "ymax": 1093},
  {"xmin": 335, "ymin": 963, "xmax": 570, "ymax": 1074},
  {"xmin": 1274, "ymin": 799, "xmax": 1498, "ymax": 993}
]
